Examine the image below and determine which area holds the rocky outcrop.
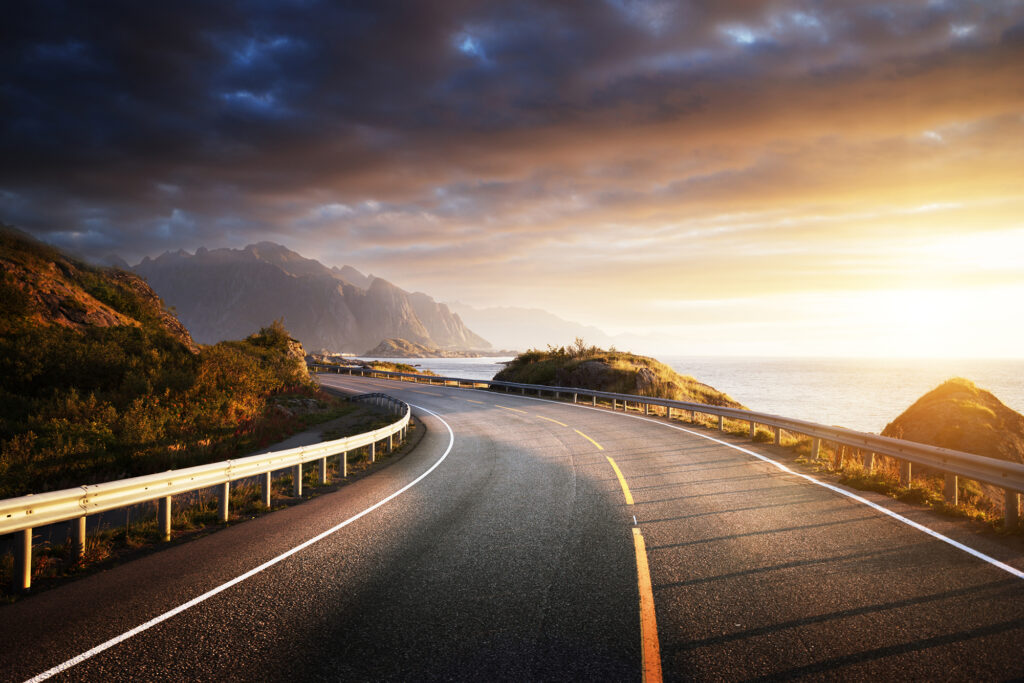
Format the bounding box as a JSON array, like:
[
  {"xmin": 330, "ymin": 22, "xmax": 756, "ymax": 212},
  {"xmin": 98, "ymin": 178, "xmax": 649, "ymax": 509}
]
[
  {"xmin": 0, "ymin": 226, "xmax": 197, "ymax": 352},
  {"xmin": 881, "ymin": 378, "xmax": 1024, "ymax": 512},
  {"xmin": 285, "ymin": 336, "xmax": 310, "ymax": 382},
  {"xmin": 107, "ymin": 270, "xmax": 198, "ymax": 352},
  {"xmin": 409, "ymin": 293, "xmax": 489, "ymax": 350},
  {"xmin": 882, "ymin": 378, "xmax": 1024, "ymax": 465},
  {"xmin": 132, "ymin": 242, "xmax": 490, "ymax": 354}
]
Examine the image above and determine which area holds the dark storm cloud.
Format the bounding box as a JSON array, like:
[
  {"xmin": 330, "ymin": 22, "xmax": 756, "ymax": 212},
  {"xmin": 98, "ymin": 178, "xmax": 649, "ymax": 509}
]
[{"xmin": 2, "ymin": 0, "xmax": 1023, "ymax": 263}]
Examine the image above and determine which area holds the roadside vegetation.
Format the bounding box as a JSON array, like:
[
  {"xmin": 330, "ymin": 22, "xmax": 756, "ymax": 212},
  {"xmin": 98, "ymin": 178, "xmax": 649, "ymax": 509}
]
[
  {"xmin": 308, "ymin": 354, "xmax": 437, "ymax": 376},
  {"xmin": 494, "ymin": 338, "xmax": 741, "ymax": 407},
  {"xmin": 558, "ymin": 380, "xmax": 1016, "ymax": 531},
  {"xmin": 0, "ymin": 227, "xmax": 352, "ymax": 496},
  {"xmin": 0, "ymin": 413, "xmax": 420, "ymax": 601},
  {"xmin": 367, "ymin": 360, "xmax": 437, "ymax": 376},
  {"xmin": 0, "ymin": 227, "xmax": 428, "ymax": 598},
  {"xmin": 496, "ymin": 339, "xmax": 1019, "ymax": 531}
]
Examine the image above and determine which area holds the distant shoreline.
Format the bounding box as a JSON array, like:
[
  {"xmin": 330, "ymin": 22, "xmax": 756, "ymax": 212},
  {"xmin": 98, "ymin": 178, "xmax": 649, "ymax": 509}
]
[{"xmin": 328, "ymin": 355, "xmax": 1024, "ymax": 434}]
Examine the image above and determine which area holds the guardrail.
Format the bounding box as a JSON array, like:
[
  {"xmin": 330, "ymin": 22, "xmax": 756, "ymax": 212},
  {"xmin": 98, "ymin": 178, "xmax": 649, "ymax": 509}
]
[
  {"xmin": 312, "ymin": 363, "xmax": 1024, "ymax": 528},
  {"xmin": 1, "ymin": 392, "xmax": 410, "ymax": 592}
]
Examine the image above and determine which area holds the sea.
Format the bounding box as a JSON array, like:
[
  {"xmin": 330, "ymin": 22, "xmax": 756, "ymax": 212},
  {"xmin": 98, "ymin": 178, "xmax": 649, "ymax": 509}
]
[{"xmin": 360, "ymin": 356, "xmax": 1024, "ymax": 434}]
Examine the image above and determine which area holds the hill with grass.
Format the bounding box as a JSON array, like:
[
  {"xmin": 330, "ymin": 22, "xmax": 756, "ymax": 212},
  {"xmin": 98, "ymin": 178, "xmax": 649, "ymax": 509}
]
[
  {"xmin": 881, "ymin": 378, "xmax": 1024, "ymax": 516},
  {"xmin": 882, "ymin": 378, "xmax": 1024, "ymax": 465},
  {"xmin": 493, "ymin": 340, "xmax": 742, "ymax": 407},
  {"xmin": 0, "ymin": 226, "xmax": 336, "ymax": 497}
]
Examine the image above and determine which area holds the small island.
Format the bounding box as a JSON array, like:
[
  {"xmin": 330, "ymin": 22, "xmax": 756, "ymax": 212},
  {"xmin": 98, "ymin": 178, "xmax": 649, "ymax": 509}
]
[{"xmin": 362, "ymin": 337, "xmax": 516, "ymax": 358}]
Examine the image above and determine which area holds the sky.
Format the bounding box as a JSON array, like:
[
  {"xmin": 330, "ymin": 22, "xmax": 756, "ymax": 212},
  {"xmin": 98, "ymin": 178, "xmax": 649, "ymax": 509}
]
[{"xmin": 3, "ymin": 1, "xmax": 1024, "ymax": 358}]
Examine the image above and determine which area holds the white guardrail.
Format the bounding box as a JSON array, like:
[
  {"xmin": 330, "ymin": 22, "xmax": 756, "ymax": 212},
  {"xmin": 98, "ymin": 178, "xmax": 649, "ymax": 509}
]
[
  {"xmin": 311, "ymin": 363, "xmax": 1024, "ymax": 528},
  {"xmin": 1, "ymin": 393, "xmax": 410, "ymax": 591}
]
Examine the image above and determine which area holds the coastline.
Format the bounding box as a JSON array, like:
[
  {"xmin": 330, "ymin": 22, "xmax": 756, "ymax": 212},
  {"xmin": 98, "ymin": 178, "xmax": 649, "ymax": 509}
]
[{"xmin": 351, "ymin": 355, "xmax": 1024, "ymax": 434}]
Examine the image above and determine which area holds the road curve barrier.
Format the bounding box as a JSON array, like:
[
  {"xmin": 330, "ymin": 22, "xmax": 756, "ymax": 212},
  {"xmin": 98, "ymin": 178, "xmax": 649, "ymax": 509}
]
[
  {"xmin": 0, "ymin": 393, "xmax": 410, "ymax": 592},
  {"xmin": 311, "ymin": 363, "xmax": 1024, "ymax": 530}
]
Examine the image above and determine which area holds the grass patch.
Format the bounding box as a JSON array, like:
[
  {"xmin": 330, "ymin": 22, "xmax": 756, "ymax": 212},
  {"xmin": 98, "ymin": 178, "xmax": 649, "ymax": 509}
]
[{"xmin": 494, "ymin": 339, "xmax": 741, "ymax": 407}]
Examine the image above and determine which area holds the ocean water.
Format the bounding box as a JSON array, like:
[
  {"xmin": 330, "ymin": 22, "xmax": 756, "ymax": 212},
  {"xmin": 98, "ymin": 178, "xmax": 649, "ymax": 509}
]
[
  {"xmin": 361, "ymin": 357, "xmax": 516, "ymax": 381},
  {"xmin": 661, "ymin": 357, "xmax": 1024, "ymax": 434},
  {"xmin": 359, "ymin": 356, "xmax": 1024, "ymax": 434}
]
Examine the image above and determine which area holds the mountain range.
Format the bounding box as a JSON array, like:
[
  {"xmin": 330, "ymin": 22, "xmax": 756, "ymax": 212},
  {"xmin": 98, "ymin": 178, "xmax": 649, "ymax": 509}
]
[
  {"xmin": 448, "ymin": 302, "xmax": 617, "ymax": 352},
  {"xmin": 132, "ymin": 243, "xmax": 490, "ymax": 353}
]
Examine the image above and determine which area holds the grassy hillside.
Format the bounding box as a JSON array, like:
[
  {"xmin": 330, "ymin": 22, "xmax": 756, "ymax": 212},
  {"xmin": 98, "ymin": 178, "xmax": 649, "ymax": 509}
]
[
  {"xmin": 0, "ymin": 226, "xmax": 345, "ymax": 497},
  {"xmin": 494, "ymin": 340, "xmax": 742, "ymax": 407},
  {"xmin": 882, "ymin": 378, "xmax": 1024, "ymax": 465},
  {"xmin": 878, "ymin": 377, "xmax": 1024, "ymax": 516}
]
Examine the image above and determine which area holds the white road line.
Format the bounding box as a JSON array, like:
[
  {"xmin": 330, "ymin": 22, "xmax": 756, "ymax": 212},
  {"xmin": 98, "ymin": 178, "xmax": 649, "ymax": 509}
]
[
  {"xmin": 492, "ymin": 392, "xmax": 1024, "ymax": 581},
  {"xmin": 26, "ymin": 404, "xmax": 455, "ymax": 682}
]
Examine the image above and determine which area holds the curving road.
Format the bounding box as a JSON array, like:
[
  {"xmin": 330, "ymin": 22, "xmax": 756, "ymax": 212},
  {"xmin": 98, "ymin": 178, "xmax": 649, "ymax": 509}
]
[{"xmin": 1, "ymin": 374, "xmax": 1023, "ymax": 681}]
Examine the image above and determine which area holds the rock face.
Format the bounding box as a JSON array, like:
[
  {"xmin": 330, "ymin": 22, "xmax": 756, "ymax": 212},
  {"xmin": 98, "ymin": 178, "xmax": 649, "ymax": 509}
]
[
  {"xmin": 0, "ymin": 226, "xmax": 198, "ymax": 352},
  {"xmin": 132, "ymin": 242, "xmax": 490, "ymax": 353},
  {"xmin": 882, "ymin": 378, "xmax": 1024, "ymax": 465},
  {"xmin": 285, "ymin": 336, "xmax": 310, "ymax": 382}
]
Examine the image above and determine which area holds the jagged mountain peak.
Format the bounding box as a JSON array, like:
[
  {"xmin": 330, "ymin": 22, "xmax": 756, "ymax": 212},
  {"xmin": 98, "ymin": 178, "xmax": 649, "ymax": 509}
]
[{"xmin": 132, "ymin": 242, "xmax": 490, "ymax": 353}]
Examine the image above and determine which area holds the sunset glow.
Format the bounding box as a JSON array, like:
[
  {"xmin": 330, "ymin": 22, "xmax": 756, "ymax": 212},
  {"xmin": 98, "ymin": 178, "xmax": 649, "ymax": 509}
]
[{"xmin": 3, "ymin": 2, "xmax": 1023, "ymax": 358}]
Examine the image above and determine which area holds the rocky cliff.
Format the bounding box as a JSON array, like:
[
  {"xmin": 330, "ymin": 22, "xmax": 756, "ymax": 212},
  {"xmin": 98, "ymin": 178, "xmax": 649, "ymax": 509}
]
[
  {"xmin": 1, "ymin": 225, "xmax": 197, "ymax": 351},
  {"xmin": 132, "ymin": 242, "xmax": 490, "ymax": 353}
]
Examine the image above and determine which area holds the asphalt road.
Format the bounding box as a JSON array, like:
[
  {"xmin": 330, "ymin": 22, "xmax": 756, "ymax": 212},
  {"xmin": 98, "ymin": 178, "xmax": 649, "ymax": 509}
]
[{"xmin": 1, "ymin": 374, "xmax": 1023, "ymax": 681}]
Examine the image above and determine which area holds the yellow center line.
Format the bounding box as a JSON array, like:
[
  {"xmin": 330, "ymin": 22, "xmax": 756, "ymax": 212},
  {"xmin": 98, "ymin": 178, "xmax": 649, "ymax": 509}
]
[
  {"xmin": 536, "ymin": 415, "xmax": 568, "ymax": 427},
  {"xmin": 410, "ymin": 390, "xmax": 444, "ymax": 397},
  {"xmin": 633, "ymin": 527, "xmax": 663, "ymax": 683},
  {"xmin": 464, "ymin": 399, "xmax": 486, "ymax": 405},
  {"xmin": 495, "ymin": 405, "xmax": 528, "ymax": 414},
  {"xmin": 605, "ymin": 456, "xmax": 634, "ymax": 504},
  {"xmin": 575, "ymin": 429, "xmax": 605, "ymax": 451}
]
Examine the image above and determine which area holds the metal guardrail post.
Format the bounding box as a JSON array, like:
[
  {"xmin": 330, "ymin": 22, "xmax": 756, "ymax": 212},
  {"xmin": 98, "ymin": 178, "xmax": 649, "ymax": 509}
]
[
  {"xmin": 1005, "ymin": 490, "xmax": 1020, "ymax": 529},
  {"xmin": 262, "ymin": 472, "xmax": 272, "ymax": 508},
  {"xmin": 319, "ymin": 457, "xmax": 328, "ymax": 485},
  {"xmin": 371, "ymin": 441, "xmax": 376, "ymax": 463},
  {"xmin": 293, "ymin": 464, "xmax": 303, "ymax": 497},
  {"xmin": 158, "ymin": 496, "xmax": 171, "ymax": 542},
  {"xmin": 73, "ymin": 516, "xmax": 86, "ymax": 559},
  {"xmin": 773, "ymin": 427, "xmax": 781, "ymax": 445},
  {"xmin": 749, "ymin": 421, "xmax": 755, "ymax": 438},
  {"xmin": 811, "ymin": 438, "xmax": 820, "ymax": 460},
  {"xmin": 15, "ymin": 528, "xmax": 32, "ymax": 591},
  {"xmin": 944, "ymin": 474, "xmax": 958, "ymax": 505},
  {"xmin": 389, "ymin": 433, "xmax": 394, "ymax": 451},
  {"xmin": 717, "ymin": 415, "xmax": 724, "ymax": 431},
  {"xmin": 341, "ymin": 451, "xmax": 348, "ymax": 478},
  {"xmin": 218, "ymin": 482, "xmax": 230, "ymax": 523},
  {"xmin": 899, "ymin": 460, "xmax": 912, "ymax": 486},
  {"xmin": 612, "ymin": 399, "xmax": 618, "ymax": 411}
]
